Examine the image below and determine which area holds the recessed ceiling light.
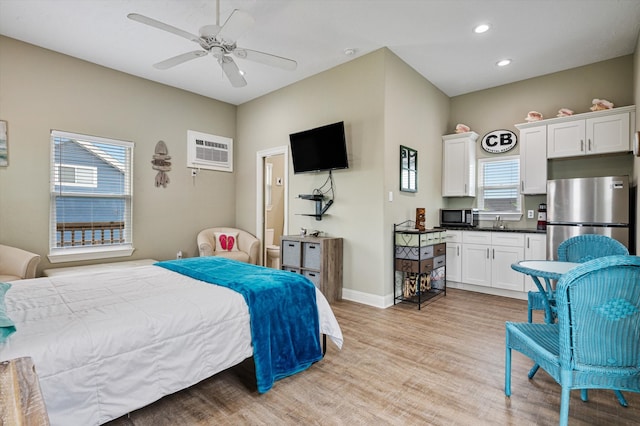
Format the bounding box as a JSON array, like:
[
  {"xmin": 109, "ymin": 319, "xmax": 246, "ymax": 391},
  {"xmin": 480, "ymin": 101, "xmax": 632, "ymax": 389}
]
[
  {"xmin": 473, "ymin": 23, "xmax": 491, "ymax": 34},
  {"xmin": 344, "ymin": 48, "xmax": 356, "ymax": 56},
  {"xmin": 496, "ymin": 59, "xmax": 512, "ymax": 67}
]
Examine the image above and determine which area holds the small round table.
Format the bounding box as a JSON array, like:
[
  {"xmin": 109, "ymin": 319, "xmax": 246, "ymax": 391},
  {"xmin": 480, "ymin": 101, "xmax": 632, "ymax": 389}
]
[{"xmin": 511, "ymin": 260, "xmax": 580, "ymax": 324}]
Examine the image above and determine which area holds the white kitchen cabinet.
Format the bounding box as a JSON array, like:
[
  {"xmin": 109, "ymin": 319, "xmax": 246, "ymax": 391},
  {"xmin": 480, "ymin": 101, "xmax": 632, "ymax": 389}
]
[
  {"xmin": 547, "ymin": 108, "xmax": 633, "ymax": 159},
  {"xmin": 460, "ymin": 231, "xmax": 524, "ymax": 291},
  {"xmin": 442, "ymin": 132, "xmax": 478, "ymax": 197},
  {"xmin": 523, "ymin": 233, "xmax": 547, "ymax": 292},
  {"xmin": 491, "ymin": 233, "xmax": 525, "ymax": 292},
  {"xmin": 461, "ymin": 231, "xmax": 491, "ymax": 287},
  {"xmin": 445, "ymin": 230, "xmax": 462, "ymax": 282},
  {"xmin": 517, "ymin": 124, "xmax": 547, "ymax": 194}
]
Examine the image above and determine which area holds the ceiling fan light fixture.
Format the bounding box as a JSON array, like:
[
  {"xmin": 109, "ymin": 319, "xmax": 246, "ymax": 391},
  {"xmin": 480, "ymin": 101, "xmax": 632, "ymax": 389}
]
[
  {"xmin": 496, "ymin": 58, "xmax": 512, "ymax": 67},
  {"xmin": 473, "ymin": 23, "xmax": 491, "ymax": 34}
]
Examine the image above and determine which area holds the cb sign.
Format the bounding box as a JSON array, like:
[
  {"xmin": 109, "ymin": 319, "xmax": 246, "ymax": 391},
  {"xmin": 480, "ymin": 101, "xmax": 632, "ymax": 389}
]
[{"xmin": 481, "ymin": 130, "xmax": 517, "ymax": 154}]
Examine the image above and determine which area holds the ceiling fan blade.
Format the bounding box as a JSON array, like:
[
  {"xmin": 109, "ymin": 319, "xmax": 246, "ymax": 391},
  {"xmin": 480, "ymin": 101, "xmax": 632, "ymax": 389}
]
[
  {"xmin": 154, "ymin": 50, "xmax": 208, "ymax": 70},
  {"xmin": 219, "ymin": 56, "xmax": 247, "ymax": 87},
  {"xmin": 233, "ymin": 48, "xmax": 297, "ymax": 70},
  {"xmin": 127, "ymin": 13, "xmax": 200, "ymax": 43},
  {"xmin": 217, "ymin": 9, "xmax": 255, "ymax": 43}
]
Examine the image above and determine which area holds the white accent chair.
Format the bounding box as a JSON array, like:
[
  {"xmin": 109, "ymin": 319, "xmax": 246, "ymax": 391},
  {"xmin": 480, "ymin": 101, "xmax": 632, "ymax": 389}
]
[
  {"xmin": 0, "ymin": 244, "xmax": 41, "ymax": 281},
  {"xmin": 197, "ymin": 227, "xmax": 260, "ymax": 265}
]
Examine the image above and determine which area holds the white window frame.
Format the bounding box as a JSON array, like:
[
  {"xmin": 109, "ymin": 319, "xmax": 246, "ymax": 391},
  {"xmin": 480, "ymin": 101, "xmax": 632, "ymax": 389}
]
[
  {"xmin": 477, "ymin": 155, "xmax": 522, "ymax": 222},
  {"xmin": 48, "ymin": 130, "xmax": 134, "ymax": 263}
]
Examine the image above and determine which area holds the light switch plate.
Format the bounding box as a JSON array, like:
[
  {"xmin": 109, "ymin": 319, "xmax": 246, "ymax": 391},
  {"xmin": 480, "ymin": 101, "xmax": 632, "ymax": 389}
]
[{"xmin": 527, "ymin": 210, "xmax": 534, "ymax": 219}]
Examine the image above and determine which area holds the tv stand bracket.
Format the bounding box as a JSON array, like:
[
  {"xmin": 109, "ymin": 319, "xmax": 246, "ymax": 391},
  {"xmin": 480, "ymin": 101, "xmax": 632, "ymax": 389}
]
[{"xmin": 298, "ymin": 194, "xmax": 333, "ymax": 220}]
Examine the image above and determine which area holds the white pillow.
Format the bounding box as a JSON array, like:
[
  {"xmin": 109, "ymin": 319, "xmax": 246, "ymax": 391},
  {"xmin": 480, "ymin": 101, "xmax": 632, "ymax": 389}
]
[{"xmin": 214, "ymin": 232, "xmax": 239, "ymax": 252}]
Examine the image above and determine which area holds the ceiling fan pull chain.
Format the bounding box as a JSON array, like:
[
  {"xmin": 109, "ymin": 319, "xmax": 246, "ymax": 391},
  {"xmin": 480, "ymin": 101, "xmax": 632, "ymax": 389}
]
[{"xmin": 216, "ymin": 0, "xmax": 220, "ymax": 27}]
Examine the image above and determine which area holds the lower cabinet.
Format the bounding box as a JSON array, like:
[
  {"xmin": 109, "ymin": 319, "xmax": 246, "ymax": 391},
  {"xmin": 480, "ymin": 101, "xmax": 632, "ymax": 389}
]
[
  {"xmin": 459, "ymin": 231, "xmax": 532, "ymax": 293},
  {"xmin": 280, "ymin": 235, "xmax": 343, "ymax": 303},
  {"xmin": 445, "ymin": 230, "xmax": 462, "ymax": 282},
  {"xmin": 523, "ymin": 233, "xmax": 547, "ymax": 292},
  {"xmin": 491, "ymin": 233, "xmax": 525, "ymax": 292}
]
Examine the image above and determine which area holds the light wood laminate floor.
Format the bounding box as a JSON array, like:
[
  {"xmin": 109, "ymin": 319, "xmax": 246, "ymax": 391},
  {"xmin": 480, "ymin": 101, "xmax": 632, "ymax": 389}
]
[{"xmin": 106, "ymin": 289, "xmax": 639, "ymax": 425}]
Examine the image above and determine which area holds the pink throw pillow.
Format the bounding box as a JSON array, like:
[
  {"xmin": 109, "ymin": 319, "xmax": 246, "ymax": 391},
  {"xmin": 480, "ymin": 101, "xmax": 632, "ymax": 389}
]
[{"xmin": 214, "ymin": 232, "xmax": 239, "ymax": 252}]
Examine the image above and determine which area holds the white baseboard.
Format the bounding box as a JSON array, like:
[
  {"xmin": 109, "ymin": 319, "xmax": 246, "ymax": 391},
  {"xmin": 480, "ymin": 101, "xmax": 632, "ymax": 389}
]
[
  {"xmin": 341, "ymin": 288, "xmax": 394, "ymax": 308},
  {"xmin": 341, "ymin": 280, "xmax": 527, "ymax": 309},
  {"xmin": 445, "ymin": 281, "xmax": 528, "ymax": 300}
]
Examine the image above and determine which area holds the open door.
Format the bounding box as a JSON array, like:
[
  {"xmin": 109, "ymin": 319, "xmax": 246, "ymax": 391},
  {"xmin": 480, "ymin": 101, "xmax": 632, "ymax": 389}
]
[{"xmin": 256, "ymin": 147, "xmax": 288, "ymax": 267}]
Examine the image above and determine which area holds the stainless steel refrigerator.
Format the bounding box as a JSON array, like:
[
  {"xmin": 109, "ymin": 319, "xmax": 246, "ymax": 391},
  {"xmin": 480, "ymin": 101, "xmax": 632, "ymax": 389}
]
[{"xmin": 546, "ymin": 176, "xmax": 630, "ymax": 260}]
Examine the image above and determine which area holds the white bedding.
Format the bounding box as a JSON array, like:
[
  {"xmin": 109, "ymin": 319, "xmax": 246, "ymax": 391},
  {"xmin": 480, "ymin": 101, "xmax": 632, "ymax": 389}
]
[{"xmin": 0, "ymin": 265, "xmax": 343, "ymax": 425}]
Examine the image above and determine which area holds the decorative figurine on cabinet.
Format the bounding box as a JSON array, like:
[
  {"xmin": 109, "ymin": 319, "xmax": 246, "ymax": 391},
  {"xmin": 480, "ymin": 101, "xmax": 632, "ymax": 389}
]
[{"xmin": 415, "ymin": 208, "xmax": 426, "ymax": 231}]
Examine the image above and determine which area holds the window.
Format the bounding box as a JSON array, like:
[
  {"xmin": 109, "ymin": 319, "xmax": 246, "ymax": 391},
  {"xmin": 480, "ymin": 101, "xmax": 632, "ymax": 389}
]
[
  {"xmin": 49, "ymin": 130, "xmax": 134, "ymax": 263},
  {"xmin": 477, "ymin": 156, "xmax": 521, "ymax": 220}
]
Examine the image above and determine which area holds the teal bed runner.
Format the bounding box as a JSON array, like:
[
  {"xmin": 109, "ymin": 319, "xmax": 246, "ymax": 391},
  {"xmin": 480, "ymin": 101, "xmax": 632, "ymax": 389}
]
[{"xmin": 155, "ymin": 257, "xmax": 323, "ymax": 393}]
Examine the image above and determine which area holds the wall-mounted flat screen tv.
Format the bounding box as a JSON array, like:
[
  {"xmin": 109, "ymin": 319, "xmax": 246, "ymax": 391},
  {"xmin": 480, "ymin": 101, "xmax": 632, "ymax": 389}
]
[{"xmin": 289, "ymin": 121, "xmax": 348, "ymax": 174}]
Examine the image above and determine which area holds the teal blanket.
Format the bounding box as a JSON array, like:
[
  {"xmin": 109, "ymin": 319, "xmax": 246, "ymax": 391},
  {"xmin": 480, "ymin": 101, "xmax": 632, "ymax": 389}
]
[{"xmin": 155, "ymin": 257, "xmax": 322, "ymax": 393}]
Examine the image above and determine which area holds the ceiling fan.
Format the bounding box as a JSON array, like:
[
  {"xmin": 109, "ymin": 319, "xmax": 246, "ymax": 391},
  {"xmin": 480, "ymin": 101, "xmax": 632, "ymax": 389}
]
[{"xmin": 127, "ymin": 1, "xmax": 297, "ymax": 87}]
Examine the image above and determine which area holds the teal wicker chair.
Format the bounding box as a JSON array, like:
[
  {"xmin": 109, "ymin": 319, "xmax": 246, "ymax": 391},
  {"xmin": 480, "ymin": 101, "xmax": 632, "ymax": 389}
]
[
  {"xmin": 506, "ymin": 255, "xmax": 640, "ymax": 426},
  {"xmin": 527, "ymin": 234, "xmax": 629, "ymax": 323}
]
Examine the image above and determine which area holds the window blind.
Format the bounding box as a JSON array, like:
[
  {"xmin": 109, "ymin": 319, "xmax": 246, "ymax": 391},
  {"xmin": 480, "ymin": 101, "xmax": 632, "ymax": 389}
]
[
  {"xmin": 50, "ymin": 130, "xmax": 133, "ymax": 255},
  {"xmin": 479, "ymin": 157, "xmax": 520, "ymax": 212}
]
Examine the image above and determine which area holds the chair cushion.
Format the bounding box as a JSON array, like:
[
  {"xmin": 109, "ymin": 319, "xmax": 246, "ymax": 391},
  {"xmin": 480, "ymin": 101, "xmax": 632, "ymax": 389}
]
[
  {"xmin": 214, "ymin": 232, "xmax": 239, "ymax": 252},
  {"xmin": 215, "ymin": 251, "xmax": 250, "ymax": 263}
]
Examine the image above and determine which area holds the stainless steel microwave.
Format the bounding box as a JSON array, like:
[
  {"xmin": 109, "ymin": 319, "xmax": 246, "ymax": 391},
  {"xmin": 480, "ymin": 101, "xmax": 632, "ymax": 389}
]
[{"xmin": 440, "ymin": 209, "xmax": 478, "ymax": 227}]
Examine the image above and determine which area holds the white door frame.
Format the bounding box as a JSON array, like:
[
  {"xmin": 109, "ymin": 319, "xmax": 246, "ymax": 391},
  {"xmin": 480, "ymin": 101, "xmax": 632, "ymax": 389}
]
[{"xmin": 256, "ymin": 146, "xmax": 289, "ymax": 256}]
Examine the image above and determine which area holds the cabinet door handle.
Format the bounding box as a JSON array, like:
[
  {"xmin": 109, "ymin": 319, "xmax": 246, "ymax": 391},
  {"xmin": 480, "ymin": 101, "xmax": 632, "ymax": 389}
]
[
  {"xmin": 588, "ymin": 138, "xmax": 592, "ymax": 151},
  {"xmin": 521, "ymin": 181, "xmax": 524, "ymax": 191},
  {"xmin": 581, "ymin": 139, "xmax": 584, "ymax": 152},
  {"xmin": 492, "ymin": 248, "xmax": 495, "ymax": 259},
  {"xmin": 464, "ymin": 183, "xmax": 467, "ymax": 194},
  {"xmin": 457, "ymin": 246, "xmax": 460, "ymax": 256},
  {"xmin": 527, "ymin": 237, "xmax": 530, "ymax": 249},
  {"xmin": 486, "ymin": 248, "xmax": 490, "ymax": 258}
]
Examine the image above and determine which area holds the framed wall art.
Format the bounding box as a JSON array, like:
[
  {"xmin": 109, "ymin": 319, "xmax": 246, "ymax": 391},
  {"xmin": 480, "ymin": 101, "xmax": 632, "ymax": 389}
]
[{"xmin": 400, "ymin": 145, "xmax": 417, "ymax": 192}]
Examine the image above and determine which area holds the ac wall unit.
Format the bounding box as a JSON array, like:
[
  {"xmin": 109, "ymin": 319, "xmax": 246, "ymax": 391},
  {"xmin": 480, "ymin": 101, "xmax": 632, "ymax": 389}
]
[{"xmin": 187, "ymin": 130, "xmax": 233, "ymax": 172}]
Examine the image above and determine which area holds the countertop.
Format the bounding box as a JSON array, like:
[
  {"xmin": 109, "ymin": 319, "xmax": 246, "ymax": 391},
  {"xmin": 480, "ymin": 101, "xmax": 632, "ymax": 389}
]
[{"xmin": 436, "ymin": 226, "xmax": 546, "ymax": 234}]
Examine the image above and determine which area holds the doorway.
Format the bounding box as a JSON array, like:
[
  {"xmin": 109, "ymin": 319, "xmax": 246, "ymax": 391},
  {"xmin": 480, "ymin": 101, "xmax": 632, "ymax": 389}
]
[{"xmin": 256, "ymin": 146, "xmax": 288, "ymax": 267}]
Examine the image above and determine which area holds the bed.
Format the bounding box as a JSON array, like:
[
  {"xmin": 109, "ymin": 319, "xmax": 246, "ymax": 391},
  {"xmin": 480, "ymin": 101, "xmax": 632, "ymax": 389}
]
[{"xmin": 0, "ymin": 257, "xmax": 343, "ymax": 425}]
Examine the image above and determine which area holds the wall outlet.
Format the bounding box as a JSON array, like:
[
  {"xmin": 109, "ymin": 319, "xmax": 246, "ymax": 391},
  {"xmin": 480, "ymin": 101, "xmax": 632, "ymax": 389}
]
[
  {"xmin": 176, "ymin": 250, "xmax": 183, "ymax": 259},
  {"xmin": 527, "ymin": 210, "xmax": 534, "ymax": 219}
]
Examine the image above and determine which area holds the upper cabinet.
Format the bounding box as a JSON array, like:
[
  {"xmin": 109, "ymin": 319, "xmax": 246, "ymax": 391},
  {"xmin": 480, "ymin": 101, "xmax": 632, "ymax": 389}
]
[
  {"xmin": 442, "ymin": 132, "xmax": 478, "ymax": 197},
  {"xmin": 516, "ymin": 106, "xmax": 635, "ymax": 195},
  {"xmin": 517, "ymin": 125, "xmax": 548, "ymax": 194},
  {"xmin": 544, "ymin": 106, "xmax": 635, "ymax": 159}
]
